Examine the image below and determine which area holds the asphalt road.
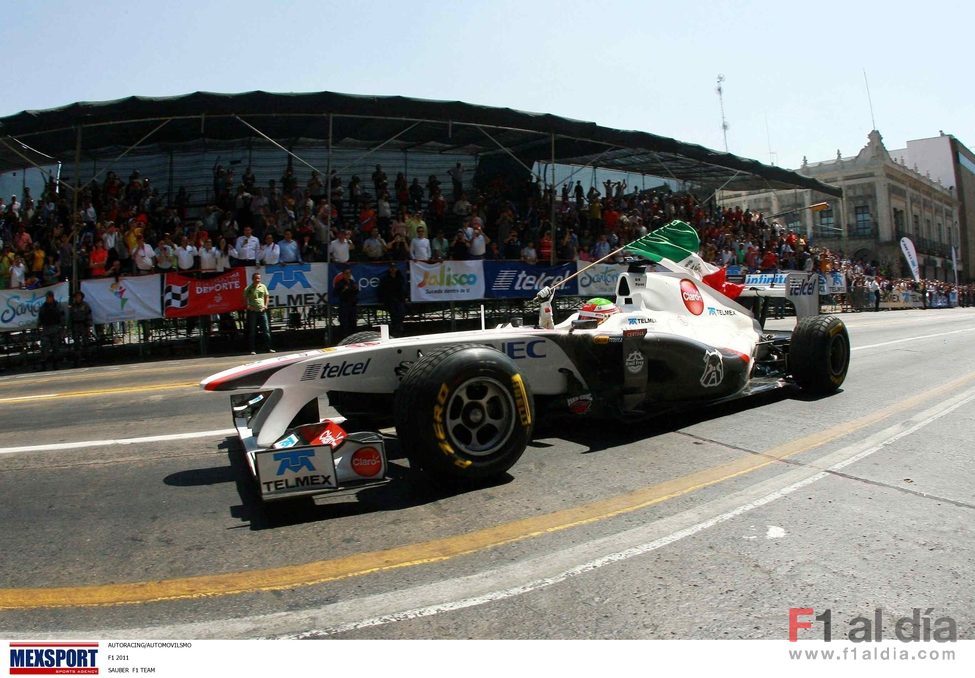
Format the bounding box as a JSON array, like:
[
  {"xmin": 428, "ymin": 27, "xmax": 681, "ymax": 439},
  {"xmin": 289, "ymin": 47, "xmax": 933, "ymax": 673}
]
[{"xmin": 1, "ymin": 308, "xmax": 974, "ymax": 640}]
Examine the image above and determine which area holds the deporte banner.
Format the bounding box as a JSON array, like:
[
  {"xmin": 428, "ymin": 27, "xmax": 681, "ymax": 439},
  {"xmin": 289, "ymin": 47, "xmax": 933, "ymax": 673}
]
[
  {"xmin": 0, "ymin": 281, "xmax": 70, "ymax": 331},
  {"xmin": 163, "ymin": 269, "xmax": 247, "ymax": 318}
]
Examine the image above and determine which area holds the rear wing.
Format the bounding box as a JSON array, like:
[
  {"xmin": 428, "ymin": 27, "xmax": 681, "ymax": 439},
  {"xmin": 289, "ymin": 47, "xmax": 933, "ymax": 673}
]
[{"xmin": 737, "ymin": 271, "xmax": 821, "ymax": 327}]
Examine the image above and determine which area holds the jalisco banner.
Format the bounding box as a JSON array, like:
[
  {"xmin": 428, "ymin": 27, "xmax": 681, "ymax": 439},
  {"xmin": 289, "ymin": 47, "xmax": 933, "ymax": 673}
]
[
  {"xmin": 163, "ymin": 269, "xmax": 247, "ymax": 318},
  {"xmin": 0, "ymin": 281, "xmax": 70, "ymax": 331},
  {"xmin": 409, "ymin": 260, "xmax": 485, "ymax": 302}
]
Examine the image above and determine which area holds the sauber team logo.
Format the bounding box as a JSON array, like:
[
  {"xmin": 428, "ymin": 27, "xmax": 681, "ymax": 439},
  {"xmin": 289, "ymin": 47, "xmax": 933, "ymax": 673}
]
[
  {"xmin": 700, "ymin": 349, "xmax": 724, "ymax": 387},
  {"xmin": 680, "ymin": 278, "xmax": 704, "ymax": 315}
]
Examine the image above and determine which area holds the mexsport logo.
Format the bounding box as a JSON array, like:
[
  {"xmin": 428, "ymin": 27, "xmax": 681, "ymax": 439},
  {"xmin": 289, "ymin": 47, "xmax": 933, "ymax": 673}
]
[
  {"xmin": 680, "ymin": 278, "xmax": 704, "ymax": 315},
  {"xmin": 8, "ymin": 642, "xmax": 99, "ymax": 675}
]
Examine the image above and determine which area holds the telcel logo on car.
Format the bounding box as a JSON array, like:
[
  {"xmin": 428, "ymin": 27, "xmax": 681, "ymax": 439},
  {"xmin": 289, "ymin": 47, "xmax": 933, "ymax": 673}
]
[
  {"xmin": 680, "ymin": 279, "xmax": 704, "ymax": 315},
  {"xmin": 319, "ymin": 359, "xmax": 371, "ymax": 379}
]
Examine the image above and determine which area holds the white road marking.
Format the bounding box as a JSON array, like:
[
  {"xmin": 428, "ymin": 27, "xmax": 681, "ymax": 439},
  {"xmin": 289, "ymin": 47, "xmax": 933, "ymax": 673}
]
[
  {"xmin": 765, "ymin": 525, "xmax": 786, "ymax": 539},
  {"xmin": 0, "ymin": 429, "xmax": 236, "ymax": 455},
  {"xmin": 852, "ymin": 326, "xmax": 975, "ymax": 351}
]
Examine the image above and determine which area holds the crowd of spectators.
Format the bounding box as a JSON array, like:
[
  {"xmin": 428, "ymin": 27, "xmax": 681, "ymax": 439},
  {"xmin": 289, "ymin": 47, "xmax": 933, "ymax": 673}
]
[{"xmin": 0, "ymin": 160, "xmax": 971, "ymax": 306}]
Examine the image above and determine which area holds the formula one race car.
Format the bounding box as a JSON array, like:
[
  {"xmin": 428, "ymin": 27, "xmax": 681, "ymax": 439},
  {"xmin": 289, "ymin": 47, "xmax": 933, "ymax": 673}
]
[{"xmin": 201, "ymin": 242, "xmax": 850, "ymax": 503}]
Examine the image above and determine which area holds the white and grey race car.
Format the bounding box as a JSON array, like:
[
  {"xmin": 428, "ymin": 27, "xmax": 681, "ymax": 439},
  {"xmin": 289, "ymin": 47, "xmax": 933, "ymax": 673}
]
[{"xmin": 201, "ymin": 261, "xmax": 850, "ymax": 502}]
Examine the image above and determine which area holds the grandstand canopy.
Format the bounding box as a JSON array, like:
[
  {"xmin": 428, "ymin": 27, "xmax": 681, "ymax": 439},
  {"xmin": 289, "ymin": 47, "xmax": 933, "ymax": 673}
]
[{"xmin": 0, "ymin": 90, "xmax": 841, "ymax": 197}]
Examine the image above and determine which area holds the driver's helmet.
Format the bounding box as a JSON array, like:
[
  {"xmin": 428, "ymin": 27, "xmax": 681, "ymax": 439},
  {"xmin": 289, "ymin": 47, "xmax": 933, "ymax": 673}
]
[{"xmin": 578, "ymin": 297, "xmax": 620, "ymax": 325}]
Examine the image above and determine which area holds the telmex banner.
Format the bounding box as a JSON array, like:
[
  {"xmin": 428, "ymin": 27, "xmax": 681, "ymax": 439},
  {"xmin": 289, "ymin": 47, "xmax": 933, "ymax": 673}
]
[{"xmin": 0, "ymin": 281, "xmax": 70, "ymax": 331}]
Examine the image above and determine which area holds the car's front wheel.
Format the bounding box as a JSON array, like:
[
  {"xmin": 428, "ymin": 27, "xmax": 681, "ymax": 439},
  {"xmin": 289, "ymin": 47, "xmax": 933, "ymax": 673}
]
[{"xmin": 395, "ymin": 344, "xmax": 534, "ymax": 485}]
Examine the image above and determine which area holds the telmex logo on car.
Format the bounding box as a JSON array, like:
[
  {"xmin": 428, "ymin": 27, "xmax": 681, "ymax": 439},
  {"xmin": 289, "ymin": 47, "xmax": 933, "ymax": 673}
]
[{"xmin": 680, "ymin": 278, "xmax": 704, "ymax": 315}]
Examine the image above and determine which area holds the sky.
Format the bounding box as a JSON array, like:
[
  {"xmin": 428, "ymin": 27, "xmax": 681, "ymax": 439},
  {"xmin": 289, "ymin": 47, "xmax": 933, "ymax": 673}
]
[{"xmin": 3, "ymin": 0, "xmax": 973, "ymax": 172}]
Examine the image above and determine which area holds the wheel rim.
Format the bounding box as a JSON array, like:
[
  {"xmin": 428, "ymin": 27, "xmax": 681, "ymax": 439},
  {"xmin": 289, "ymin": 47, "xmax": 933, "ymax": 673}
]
[
  {"xmin": 828, "ymin": 334, "xmax": 849, "ymax": 376},
  {"xmin": 444, "ymin": 377, "xmax": 516, "ymax": 457}
]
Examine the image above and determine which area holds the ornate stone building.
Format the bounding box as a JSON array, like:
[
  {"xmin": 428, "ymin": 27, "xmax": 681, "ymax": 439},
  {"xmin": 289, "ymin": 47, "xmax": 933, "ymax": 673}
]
[{"xmin": 719, "ymin": 131, "xmax": 963, "ymax": 281}]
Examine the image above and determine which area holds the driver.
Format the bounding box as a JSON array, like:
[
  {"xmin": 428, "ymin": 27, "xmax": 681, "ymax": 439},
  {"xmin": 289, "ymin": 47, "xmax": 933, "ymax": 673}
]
[{"xmin": 577, "ymin": 297, "xmax": 620, "ymax": 325}]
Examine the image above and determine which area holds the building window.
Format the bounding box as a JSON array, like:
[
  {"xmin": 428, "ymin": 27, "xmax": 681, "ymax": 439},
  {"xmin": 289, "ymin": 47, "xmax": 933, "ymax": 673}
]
[
  {"xmin": 893, "ymin": 208, "xmax": 905, "ymax": 234},
  {"xmin": 912, "ymin": 213, "xmax": 920, "ymax": 233},
  {"xmin": 853, "ymin": 206, "xmax": 872, "ymax": 236},
  {"xmin": 814, "ymin": 209, "xmax": 836, "ymax": 238}
]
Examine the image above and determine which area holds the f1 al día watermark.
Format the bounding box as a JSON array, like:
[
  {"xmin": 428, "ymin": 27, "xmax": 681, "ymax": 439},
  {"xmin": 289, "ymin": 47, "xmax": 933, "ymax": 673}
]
[{"xmin": 789, "ymin": 607, "xmax": 957, "ymax": 642}]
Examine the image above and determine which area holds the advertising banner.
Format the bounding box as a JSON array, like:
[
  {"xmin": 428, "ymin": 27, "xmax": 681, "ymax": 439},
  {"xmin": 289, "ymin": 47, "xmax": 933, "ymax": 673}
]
[
  {"xmin": 575, "ymin": 262, "xmax": 627, "ymax": 297},
  {"xmin": 246, "ymin": 263, "xmax": 330, "ymax": 309},
  {"xmin": 900, "ymin": 237, "xmax": 920, "ymax": 282},
  {"xmin": 163, "ymin": 269, "xmax": 247, "ymax": 318},
  {"xmin": 409, "ymin": 260, "xmax": 485, "ymax": 302},
  {"xmin": 484, "ymin": 261, "xmax": 578, "ymax": 298},
  {"xmin": 0, "ymin": 281, "xmax": 70, "ymax": 331},
  {"xmin": 81, "ymin": 275, "xmax": 162, "ymax": 325},
  {"xmin": 821, "ymin": 271, "xmax": 847, "ymax": 295},
  {"xmin": 330, "ymin": 262, "xmax": 409, "ymax": 306}
]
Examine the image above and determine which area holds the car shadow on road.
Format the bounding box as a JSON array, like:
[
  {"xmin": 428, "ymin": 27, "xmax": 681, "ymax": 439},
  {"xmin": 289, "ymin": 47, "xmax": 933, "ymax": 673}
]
[
  {"xmin": 533, "ymin": 387, "xmax": 802, "ymax": 456},
  {"xmin": 163, "ymin": 434, "xmax": 513, "ymax": 530}
]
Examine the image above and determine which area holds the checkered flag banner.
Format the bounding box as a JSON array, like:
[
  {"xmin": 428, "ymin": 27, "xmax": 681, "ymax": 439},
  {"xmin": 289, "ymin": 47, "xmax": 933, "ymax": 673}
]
[{"xmin": 163, "ymin": 281, "xmax": 190, "ymax": 309}]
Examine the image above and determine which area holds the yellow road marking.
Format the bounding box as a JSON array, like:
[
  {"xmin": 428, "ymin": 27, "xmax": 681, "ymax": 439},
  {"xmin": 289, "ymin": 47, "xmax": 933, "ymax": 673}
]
[
  {"xmin": 0, "ymin": 382, "xmax": 198, "ymax": 404},
  {"xmin": 2, "ymin": 371, "xmax": 973, "ymax": 610}
]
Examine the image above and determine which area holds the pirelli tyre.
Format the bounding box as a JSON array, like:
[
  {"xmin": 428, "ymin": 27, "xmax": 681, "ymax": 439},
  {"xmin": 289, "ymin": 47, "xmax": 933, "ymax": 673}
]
[
  {"xmin": 789, "ymin": 314, "xmax": 850, "ymax": 394},
  {"xmin": 337, "ymin": 330, "xmax": 381, "ymax": 346},
  {"xmin": 329, "ymin": 330, "xmax": 388, "ymax": 428},
  {"xmin": 395, "ymin": 344, "xmax": 534, "ymax": 485}
]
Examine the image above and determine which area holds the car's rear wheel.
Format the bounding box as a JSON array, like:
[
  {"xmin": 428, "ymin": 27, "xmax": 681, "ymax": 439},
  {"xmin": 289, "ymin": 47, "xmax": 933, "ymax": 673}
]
[
  {"xmin": 395, "ymin": 344, "xmax": 534, "ymax": 486},
  {"xmin": 789, "ymin": 314, "xmax": 850, "ymax": 394}
]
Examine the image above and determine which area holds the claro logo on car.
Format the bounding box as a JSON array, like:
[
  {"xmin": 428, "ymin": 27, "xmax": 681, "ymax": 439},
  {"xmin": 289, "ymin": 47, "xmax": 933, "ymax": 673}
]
[
  {"xmin": 680, "ymin": 278, "xmax": 704, "ymax": 315},
  {"xmin": 351, "ymin": 447, "xmax": 383, "ymax": 477}
]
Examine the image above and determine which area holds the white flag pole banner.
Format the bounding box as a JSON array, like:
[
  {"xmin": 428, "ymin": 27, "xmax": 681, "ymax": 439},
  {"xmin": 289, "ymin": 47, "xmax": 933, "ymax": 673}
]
[
  {"xmin": 575, "ymin": 262, "xmax": 628, "ymax": 297},
  {"xmin": 951, "ymin": 245, "xmax": 959, "ymax": 285},
  {"xmin": 410, "ymin": 260, "xmax": 485, "ymax": 302},
  {"xmin": 0, "ymin": 281, "xmax": 70, "ymax": 331},
  {"xmin": 900, "ymin": 237, "xmax": 921, "ymax": 282},
  {"xmin": 81, "ymin": 275, "xmax": 163, "ymax": 324},
  {"xmin": 246, "ymin": 263, "xmax": 330, "ymax": 308}
]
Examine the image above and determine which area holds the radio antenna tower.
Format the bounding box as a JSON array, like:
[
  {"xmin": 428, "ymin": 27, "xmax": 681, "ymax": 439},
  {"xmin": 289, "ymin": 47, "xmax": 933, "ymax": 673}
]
[{"xmin": 716, "ymin": 74, "xmax": 729, "ymax": 152}]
